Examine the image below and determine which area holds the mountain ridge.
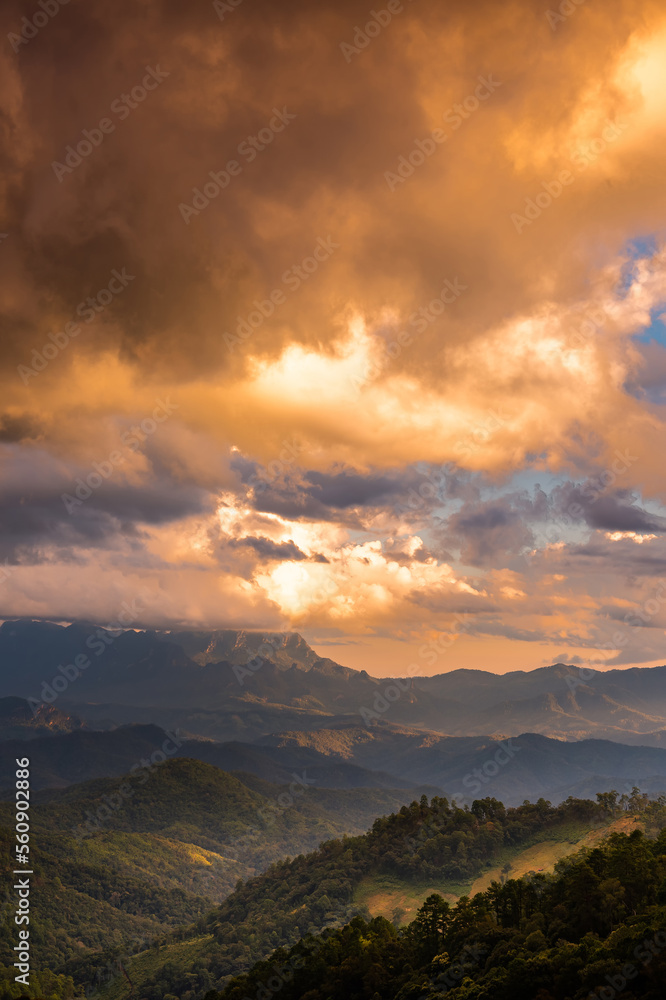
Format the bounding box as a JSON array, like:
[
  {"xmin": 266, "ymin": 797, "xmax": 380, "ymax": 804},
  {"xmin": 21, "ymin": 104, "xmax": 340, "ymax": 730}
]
[
  {"xmin": 4, "ymin": 720, "xmax": 666, "ymax": 806},
  {"xmin": 1, "ymin": 621, "xmax": 666, "ymax": 744}
]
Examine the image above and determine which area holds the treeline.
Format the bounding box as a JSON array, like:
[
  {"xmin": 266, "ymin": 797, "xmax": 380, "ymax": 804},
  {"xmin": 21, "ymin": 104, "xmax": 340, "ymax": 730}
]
[
  {"xmin": 129, "ymin": 794, "xmax": 628, "ymax": 998},
  {"xmin": 5, "ymin": 792, "xmax": 664, "ymax": 999},
  {"xmin": 212, "ymin": 824, "xmax": 666, "ymax": 1000},
  {"xmin": 369, "ymin": 793, "xmax": 599, "ymax": 881}
]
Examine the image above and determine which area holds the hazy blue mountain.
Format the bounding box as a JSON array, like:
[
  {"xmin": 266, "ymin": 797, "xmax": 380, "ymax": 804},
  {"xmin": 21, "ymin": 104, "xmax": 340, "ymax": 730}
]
[
  {"xmin": 2, "ymin": 620, "xmax": 666, "ymax": 744},
  {"xmin": 3, "ymin": 719, "xmax": 666, "ymax": 806}
]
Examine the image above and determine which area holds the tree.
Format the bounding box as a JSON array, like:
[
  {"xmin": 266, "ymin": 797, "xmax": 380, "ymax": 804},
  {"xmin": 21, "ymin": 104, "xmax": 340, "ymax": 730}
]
[
  {"xmin": 407, "ymin": 895, "xmax": 450, "ymax": 962},
  {"xmin": 596, "ymin": 790, "xmax": 619, "ymax": 817}
]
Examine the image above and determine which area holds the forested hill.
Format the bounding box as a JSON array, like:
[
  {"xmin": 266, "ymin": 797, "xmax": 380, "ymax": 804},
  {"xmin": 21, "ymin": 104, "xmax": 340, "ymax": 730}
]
[
  {"xmin": 0, "ymin": 758, "xmax": 426, "ymax": 984},
  {"xmin": 214, "ymin": 823, "xmax": 666, "ymax": 1000},
  {"xmin": 90, "ymin": 792, "xmax": 666, "ymax": 1000}
]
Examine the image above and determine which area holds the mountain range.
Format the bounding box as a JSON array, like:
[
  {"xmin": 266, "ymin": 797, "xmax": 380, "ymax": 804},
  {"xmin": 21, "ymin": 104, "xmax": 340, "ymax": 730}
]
[
  {"xmin": 2, "ymin": 620, "xmax": 666, "ymax": 745},
  {"xmin": 3, "ymin": 713, "xmax": 666, "ymax": 807},
  {"xmin": 2, "ymin": 620, "xmax": 666, "ymax": 1000}
]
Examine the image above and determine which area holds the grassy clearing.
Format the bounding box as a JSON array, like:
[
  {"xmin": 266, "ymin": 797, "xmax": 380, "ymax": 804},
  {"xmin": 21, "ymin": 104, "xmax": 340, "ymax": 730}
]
[
  {"xmin": 355, "ymin": 816, "xmax": 643, "ymax": 924},
  {"xmin": 354, "ymin": 874, "xmax": 461, "ymax": 924}
]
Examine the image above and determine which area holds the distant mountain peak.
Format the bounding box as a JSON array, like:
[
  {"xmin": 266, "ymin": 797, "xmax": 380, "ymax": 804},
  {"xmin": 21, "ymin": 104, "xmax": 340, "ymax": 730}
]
[
  {"xmin": 0, "ymin": 695, "xmax": 84, "ymax": 739},
  {"xmin": 150, "ymin": 627, "xmax": 338, "ymax": 673}
]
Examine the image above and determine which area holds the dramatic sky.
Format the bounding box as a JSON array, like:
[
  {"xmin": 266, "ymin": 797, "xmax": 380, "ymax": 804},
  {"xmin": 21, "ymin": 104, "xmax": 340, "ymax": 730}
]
[{"xmin": 3, "ymin": 0, "xmax": 666, "ymax": 675}]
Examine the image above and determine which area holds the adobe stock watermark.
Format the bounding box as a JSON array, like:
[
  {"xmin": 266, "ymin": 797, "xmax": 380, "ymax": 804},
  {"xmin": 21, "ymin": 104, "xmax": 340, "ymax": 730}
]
[
  {"xmin": 238, "ymin": 953, "xmax": 307, "ymax": 1000},
  {"xmin": 621, "ymin": 580, "xmax": 666, "ymax": 629},
  {"xmin": 423, "ymin": 943, "xmax": 487, "ymax": 996},
  {"xmin": 247, "ymin": 439, "xmax": 302, "ymax": 497},
  {"xmin": 528, "ymin": 446, "xmax": 638, "ymax": 555},
  {"xmin": 567, "ymin": 300, "xmax": 613, "ymax": 351},
  {"xmin": 27, "ymin": 598, "xmax": 144, "ymax": 713},
  {"xmin": 340, "ymin": 1, "xmax": 412, "ymax": 63},
  {"xmin": 226, "ymin": 771, "xmax": 317, "ymax": 858},
  {"xmin": 578, "ymin": 447, "xmax": 638, "ymax": 503},
  {"xmin": 17, "ymin": 267, "xmax": 135, "ymax": 384},
  {"xmin": 395, "ymin": 409, "xmax": 508, "ymax": 522},
  {"xmin": 403, "ymin": 743, "xmax": 521, "ymax": 856},
  {"xmin": 359, "ymin": 616, "xmax": 472, "ymax": 725},
  {"xmin": 61, "ymin": 398, "xmax": 179, "ymax": 514},
  {"xmin": 224, "ymin": 236, "xmax": 339, "ymax": 352},
  {"xmin": 511, "ymin": 118, "xmax": 628, "ymax": 233},
  {"xmin": 179, "ymin": 107, "xmax": 296, "ymax": 224},
  {"xmin": 256, "ymin": 771, "xmax": 317, "ymax": 827},
  {"xmin": 384, "ymin": 76, "xmax": 501, "ymax": 192},
  {"xmin": 232, "ymin": 633, "xmax": 288, "ymax": 686},
  {"xmin": 393, "ymin": 463, "xmax": 451, "ymax": 522},
  {"xmin": 359, "ymin": 676, "xmax": 414, "ymax": 725},
  {"xmin": 71, "ymin": 731, "xmax": 184, "ymax": 842},
  {"xmin": 587, "ymin": 928, "xmax": 666, "ymax": 1000},
  {"xmin": 565, "ymin": 579, "xmax": 666, "ymax": 688},
  {"xmin": 8, "ymin": 0, "xmax": 69, "ymax": 54},
  {"xmin": 352, "ymin": 277, "xmax": 468, "ymax": 392},
  {"xmin": 52, "ymin": 67, "xmax": 170, "ymax": 182},
  {"xmin": 546, "ymin": 0, "xmax": 588, "ymax": 31},
  {"xmin": 459, "ymin": 739, "xmax": 521, "ymax": 799},
  {"xmin": 213, "ymin": 0, "xmax": 244, "ymax": 21}
]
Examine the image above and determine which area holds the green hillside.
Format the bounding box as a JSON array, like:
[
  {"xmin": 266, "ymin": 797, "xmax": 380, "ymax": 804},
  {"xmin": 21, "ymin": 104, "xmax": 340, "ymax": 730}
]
[
  {"xmin": 0, "ymin": 758, "xmax": 425, "ymax": 981},
  {"xmin": 213, "ymin": 821, "xmax": 666, "ymax": 1000},
  {"xmin": 89, "ymin": 793, "xmax": 664, "ymax": 1000}
]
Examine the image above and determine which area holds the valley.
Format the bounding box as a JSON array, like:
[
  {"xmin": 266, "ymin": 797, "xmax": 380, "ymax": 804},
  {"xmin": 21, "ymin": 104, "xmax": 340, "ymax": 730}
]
[{"xmin": 2, "ymin": 624, "xmax": 666, "ymax": 1000}]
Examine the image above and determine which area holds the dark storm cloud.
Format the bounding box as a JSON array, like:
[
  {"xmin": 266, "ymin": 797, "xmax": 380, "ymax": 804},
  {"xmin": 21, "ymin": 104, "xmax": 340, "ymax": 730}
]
[
  {"xmin": 228, "ymin": 535, "xmax": 308, "ymax": 561},
  {"xmin": 237, "ymin": 462, "xmax": 423, "ymax": 522},
  {"xmin": 253, "ymin": 490, "xmax": 341, "ymax": 522},
  {"xmin": 303, "ymin": 469, "xmax": 405, "ymax": 508},
  {"xmin": 552, "ymin": 482, "xmax": 666, "ymax": 534},
  {"xmin": 1, "ymin": 0, "xmax": 440, "ymax": 377},
  {"xmin": 2, "ymin": 0, "xmax": 666, "ymax": 653},
  {"xmin": 229, "ymin": 452, "xmax": 260, "ymax": 483},
  {"xmin": 445, "ymin": 489, "xmax": 549, "ymax": 566},
  {"xmin": 0, "ymin": 413, "xmax": 41, "ymax": 442},
  {"xmin": 0, "ymin": 446, "xmax": 210, "ymax": 563},
  {"xmin": 588, "ymin": 495, "xmax": 666, "ymax": 532},
  {"xmin": 567, "ymin": 538, "xmax": 666, "ymax": 575},
  {"xmin": 235, "ymin": 458, "xmax": 482, "ymax": 523},
  {"xmin": 4, "ymin": 0, "xmax": 640, "ymax": 388}
]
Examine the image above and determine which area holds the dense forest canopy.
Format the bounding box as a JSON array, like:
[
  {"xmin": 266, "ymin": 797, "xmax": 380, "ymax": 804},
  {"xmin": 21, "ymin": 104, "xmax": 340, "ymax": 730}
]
[
  {"xmin": 214, "ymin": 820, "xmax": 666, "ymax": 1000},
  {"xmin": 1, "ymin": 790, "xmax": 664, "ymax": 1000}
]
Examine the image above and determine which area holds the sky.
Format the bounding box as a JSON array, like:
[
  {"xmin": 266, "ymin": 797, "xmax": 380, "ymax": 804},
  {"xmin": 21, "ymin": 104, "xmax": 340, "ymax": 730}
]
[{"xmin": 2, "ymin": 0, "xmax": 666, "ymax": 676}]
